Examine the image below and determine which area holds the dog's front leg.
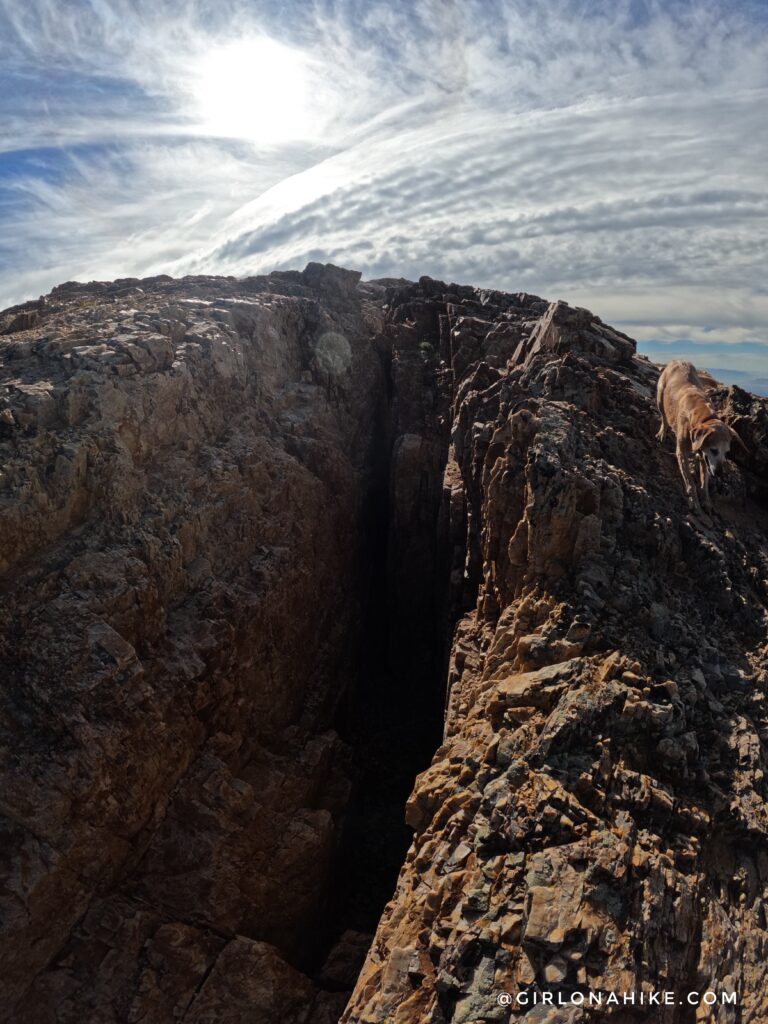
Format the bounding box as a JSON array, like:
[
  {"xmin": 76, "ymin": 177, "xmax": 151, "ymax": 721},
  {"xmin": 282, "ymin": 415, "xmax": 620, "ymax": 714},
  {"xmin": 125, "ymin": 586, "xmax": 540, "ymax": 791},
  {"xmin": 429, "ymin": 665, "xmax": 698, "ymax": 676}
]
[
  {"xmin": 676, "ymin": 442, "xmax": 701, "ymax": 512},
  {"xmin": 698, "ymin": 456, "xmax": 712, "ymax": 511},
  {"xmin": 656, "ymin": 404, "xmax": 669, "ymax": 443}
]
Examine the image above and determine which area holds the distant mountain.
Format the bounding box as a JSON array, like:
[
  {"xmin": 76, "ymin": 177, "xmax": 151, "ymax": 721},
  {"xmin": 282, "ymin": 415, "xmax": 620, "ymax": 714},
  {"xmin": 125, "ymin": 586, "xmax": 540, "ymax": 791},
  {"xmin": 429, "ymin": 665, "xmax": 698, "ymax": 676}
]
[{"xmin": 637, "ymin": 340, "xmax": 768, "ymax": 397}]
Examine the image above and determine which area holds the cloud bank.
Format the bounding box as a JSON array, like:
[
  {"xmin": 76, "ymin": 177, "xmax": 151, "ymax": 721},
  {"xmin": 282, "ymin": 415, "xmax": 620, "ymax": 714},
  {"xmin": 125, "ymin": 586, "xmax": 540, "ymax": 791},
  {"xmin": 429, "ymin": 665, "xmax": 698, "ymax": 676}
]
[{"xmin": 0, "ymin": 0, "xmax": 766, "ymax": 362}]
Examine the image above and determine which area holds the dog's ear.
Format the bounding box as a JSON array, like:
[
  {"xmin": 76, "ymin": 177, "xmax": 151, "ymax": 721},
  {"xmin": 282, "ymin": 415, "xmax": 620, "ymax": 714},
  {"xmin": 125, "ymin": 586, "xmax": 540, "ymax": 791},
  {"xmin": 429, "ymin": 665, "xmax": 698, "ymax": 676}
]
[
  {"xmin": 691, "ymin": 428, "xmax": 708, "ymax": 452},
  {"xmin": 728, "ymin": 425, "xmax": 750, "ymax": 455}
]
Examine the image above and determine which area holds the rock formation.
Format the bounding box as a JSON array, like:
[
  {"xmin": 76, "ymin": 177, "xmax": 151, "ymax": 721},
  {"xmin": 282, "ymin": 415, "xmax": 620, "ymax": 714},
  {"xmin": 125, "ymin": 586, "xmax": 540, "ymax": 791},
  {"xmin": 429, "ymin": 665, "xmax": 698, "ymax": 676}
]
[
  {"xmin": 0, "ymin": 264, "xmax": 389, "ymax": 1023},
  {"xmin": 1, "ymin": 265, "xmax": 767, "ymax": 1023},
  {"xmin": 345, "ymin": 282, "xmax": 768, "ymax": 1024}
]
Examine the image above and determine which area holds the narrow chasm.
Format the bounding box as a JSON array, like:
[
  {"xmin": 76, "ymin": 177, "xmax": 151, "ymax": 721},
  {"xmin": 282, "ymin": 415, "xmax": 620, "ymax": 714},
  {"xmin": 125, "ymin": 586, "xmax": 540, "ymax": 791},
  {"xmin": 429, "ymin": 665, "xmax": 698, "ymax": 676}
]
[{"xmin": 307, "ymin": 286, "xmax": 456, "ymax": 1006}]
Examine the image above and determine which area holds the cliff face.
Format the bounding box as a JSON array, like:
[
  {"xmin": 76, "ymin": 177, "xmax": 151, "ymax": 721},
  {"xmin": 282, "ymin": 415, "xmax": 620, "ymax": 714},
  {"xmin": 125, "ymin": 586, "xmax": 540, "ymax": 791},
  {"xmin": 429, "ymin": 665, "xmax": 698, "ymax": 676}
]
[
  {"xmin": 345, "ymin": 285, "xmax": 768, "ymax": 1023},
  {"xmin": 1, "ymin": 266, "xmax": 768, "ymax": 1024},
  {"xmin": 0, "ymin": 264, "xmax": 391, "ymax": 1023}
]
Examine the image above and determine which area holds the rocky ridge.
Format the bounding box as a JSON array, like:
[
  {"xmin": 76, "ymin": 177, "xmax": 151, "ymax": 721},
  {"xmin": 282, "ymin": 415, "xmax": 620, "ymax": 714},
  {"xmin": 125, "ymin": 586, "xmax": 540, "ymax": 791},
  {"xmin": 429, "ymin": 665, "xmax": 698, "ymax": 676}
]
[
  {"xmin": 344, "ymin": 281, "xmax": 768, "ymax": 1023},
  {"xmin": 1, "ymin": 265, "xmax": 768, "ymax": 1023}
]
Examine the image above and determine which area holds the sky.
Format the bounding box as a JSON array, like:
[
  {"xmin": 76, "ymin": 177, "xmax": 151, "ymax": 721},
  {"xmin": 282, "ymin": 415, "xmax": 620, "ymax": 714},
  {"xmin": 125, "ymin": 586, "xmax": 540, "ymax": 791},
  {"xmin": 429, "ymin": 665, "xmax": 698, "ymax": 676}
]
[{"xmin": 0, "ymin": 0, "xmax": 767, "ymax": 388}]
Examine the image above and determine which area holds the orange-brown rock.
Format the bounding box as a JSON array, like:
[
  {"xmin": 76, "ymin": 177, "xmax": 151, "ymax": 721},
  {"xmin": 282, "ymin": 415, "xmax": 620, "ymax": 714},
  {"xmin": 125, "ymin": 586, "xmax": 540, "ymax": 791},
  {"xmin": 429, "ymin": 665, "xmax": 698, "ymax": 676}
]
[
  {"xmin": 3, "ymin": 268, "xmax": 768, "ymax": 1024},
  {"xmin": 343, "ymin": 281, "xmax": 768, "ymax": 1024},
  {"xmin": 0, "ymin": 264, "xmax": 384, "ymax": 1022}
]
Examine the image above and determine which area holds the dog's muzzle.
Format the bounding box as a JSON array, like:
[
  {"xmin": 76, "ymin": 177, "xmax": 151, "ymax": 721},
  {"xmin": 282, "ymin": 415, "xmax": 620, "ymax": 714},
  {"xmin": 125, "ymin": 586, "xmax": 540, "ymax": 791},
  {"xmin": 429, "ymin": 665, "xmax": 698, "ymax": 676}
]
[{"xmin": 703, "ymin": 455, "xmax": 725, "ymax": 478}]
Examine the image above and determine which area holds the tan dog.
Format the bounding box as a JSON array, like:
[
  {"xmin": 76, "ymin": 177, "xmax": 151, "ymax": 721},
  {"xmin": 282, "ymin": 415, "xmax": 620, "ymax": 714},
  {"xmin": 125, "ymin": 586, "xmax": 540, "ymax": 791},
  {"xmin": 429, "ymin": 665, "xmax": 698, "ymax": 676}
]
[{"xmin": 656, "ymin": 359, "xmax": 745, "ymax": 514}]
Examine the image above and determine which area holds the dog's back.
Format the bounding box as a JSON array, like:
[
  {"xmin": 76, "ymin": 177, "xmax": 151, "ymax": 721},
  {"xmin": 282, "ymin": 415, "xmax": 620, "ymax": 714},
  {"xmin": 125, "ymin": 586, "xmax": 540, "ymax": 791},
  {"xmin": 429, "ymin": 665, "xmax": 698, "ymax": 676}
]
[
  {"xmin": 658, "ymin": 358, "xmax": 703, "ymax": 396},
  {"xmin": 657, "ymin": 359, "xmax": 714, "ymax": 429}
]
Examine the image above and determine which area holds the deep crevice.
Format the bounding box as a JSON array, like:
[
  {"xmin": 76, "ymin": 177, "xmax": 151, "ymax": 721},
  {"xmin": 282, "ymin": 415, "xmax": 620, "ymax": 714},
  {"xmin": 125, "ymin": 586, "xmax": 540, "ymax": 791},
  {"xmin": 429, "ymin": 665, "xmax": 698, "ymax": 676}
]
[{"xmin": 302, "ymin": 318, "xmax": 455, "ymax": 994}]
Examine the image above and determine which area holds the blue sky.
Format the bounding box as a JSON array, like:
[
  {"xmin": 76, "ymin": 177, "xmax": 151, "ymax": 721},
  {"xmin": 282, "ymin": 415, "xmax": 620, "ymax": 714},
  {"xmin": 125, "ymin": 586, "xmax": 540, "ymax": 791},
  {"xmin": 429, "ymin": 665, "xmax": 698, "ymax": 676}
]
[{"xmin": 1, "ymin": 0, "xmax": 767, "ymax": 387}]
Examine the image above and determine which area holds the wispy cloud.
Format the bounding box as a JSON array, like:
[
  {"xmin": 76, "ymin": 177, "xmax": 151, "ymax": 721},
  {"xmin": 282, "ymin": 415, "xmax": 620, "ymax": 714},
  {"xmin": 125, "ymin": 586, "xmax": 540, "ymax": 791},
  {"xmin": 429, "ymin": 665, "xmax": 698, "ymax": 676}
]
[{"xmin": 0, "ymin": 0, "xmax": 766, "ymax": 362}]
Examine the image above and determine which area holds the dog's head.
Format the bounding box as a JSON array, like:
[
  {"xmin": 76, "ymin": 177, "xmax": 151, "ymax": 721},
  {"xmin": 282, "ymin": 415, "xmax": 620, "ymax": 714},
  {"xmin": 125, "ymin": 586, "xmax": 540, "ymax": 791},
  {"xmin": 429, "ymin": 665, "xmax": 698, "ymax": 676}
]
[{"xmin": 692, "ymin": 420, "xmax": 747, "ymax": 475}]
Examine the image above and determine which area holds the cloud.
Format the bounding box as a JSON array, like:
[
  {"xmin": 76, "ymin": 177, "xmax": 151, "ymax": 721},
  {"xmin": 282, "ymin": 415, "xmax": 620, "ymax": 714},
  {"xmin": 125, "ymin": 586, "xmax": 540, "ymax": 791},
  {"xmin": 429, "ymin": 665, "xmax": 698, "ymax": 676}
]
[{"xmin": 0, "ymin": 0, "xmax": 766, "ymax": 368}]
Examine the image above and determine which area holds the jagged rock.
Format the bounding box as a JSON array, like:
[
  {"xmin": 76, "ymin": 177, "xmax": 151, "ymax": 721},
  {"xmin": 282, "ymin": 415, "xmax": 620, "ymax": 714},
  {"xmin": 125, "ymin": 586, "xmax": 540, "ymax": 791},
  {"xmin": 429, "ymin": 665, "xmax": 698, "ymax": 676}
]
[
  {"xmin": 180, "ymin": 938, "xmax": 317, "ymax": 1023},
  {"xmin": 317, "ymin": 930, "xmax": 375, "ymax": 990},
  {"xmin": 342, "ymin": 277, "xmax": 768, "ymax": 1024},
  {"xmin": 2, "ymin": 308, "xmax": 39, "ymax": 334},
  {"xmin": 2, "ymin": 266, "xmax": 768, "ymax": 1024},
  {"xmin": 0, "ymin": 265, "xmax": 387, "ymax": 1022}
]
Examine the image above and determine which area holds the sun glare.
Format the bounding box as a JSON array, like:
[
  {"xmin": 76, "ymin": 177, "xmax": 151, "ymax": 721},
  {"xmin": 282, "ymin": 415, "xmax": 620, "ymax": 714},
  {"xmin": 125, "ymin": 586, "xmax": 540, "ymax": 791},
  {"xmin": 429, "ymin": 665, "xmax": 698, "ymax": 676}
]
[{"xmin": 192, "ymin": 37, "xmax": 313, "ymax": 144}]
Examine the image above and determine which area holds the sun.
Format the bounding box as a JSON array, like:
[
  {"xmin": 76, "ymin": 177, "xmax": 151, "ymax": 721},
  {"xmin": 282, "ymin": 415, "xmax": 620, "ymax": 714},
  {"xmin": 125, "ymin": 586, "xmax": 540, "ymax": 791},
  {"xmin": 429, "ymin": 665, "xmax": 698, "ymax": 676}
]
[{"xmin": 192, "ymin": 37, "xmax": 313, "ymax": 144}]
